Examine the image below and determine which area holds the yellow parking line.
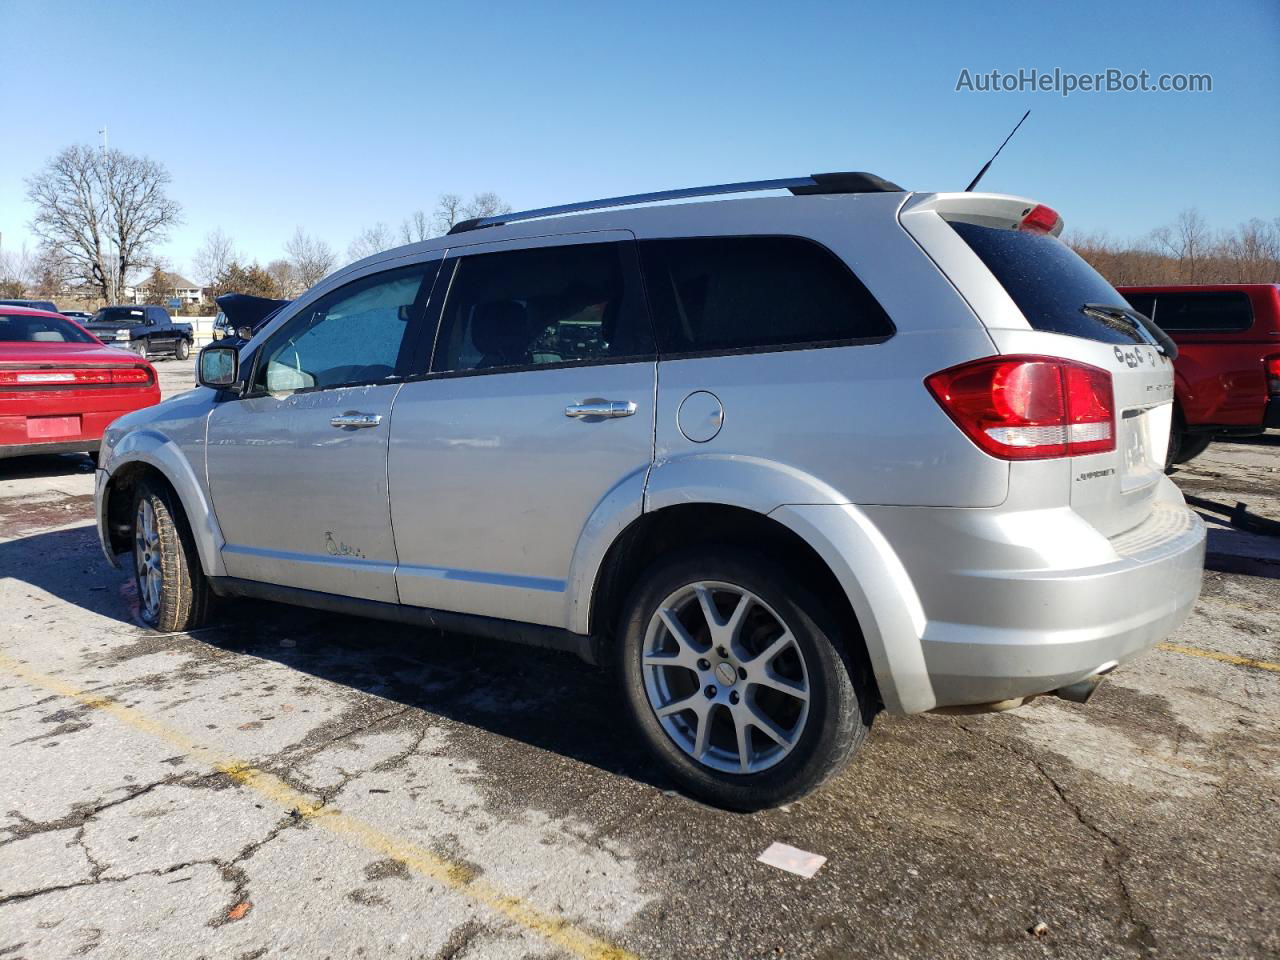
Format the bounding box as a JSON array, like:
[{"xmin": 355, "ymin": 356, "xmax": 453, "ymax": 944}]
[
  {"xmin": 0, "ymin": 652, "xmax": 637, "ymax": 960},
  {"xmin": 1156, "ymin": 642, "xmax": 1280, "ymax": 673}
]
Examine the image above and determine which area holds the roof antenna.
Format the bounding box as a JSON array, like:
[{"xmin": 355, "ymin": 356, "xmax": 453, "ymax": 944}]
[{"xmin": 964, "ymin": 110, "xmax": 1030, "ymax": 192}]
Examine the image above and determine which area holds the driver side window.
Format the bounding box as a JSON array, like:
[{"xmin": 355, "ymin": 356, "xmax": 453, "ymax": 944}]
[{"xmin": 254, "ymin": 262, "xmax": 437, "ymax": 394}]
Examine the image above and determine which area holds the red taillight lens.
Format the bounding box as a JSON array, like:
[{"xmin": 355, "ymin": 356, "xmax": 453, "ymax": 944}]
[
  {"xmin": 1018, "ymin": 203, "xmax": 1060, "ymax": 234},
  {"xmin": 0, "ymin": 366, "xmax": 154, "ymax": 387},
  {"xmin": 1266, "ymin": 354, "xmax": 1280, "ymax": 395},
  {"xmin": 926, "ymin": 356, "xmax": 1115, "ymax": 460},
  {"xmin": 109, "ymin": 366, "xmax": 154, "ymax": 385}
]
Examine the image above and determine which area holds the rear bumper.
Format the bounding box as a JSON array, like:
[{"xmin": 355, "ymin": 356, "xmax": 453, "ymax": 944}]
[
  {"xmin": 915, "ymin": 500, "xmax": 1204, "ymax": 707},
  {"xmin": 0, "ymin": 438, "xmax": 99, "ymax": 460},
  {"xmin": 843, "ymin": 482, "xmax": 1205, "ymax": 712}
]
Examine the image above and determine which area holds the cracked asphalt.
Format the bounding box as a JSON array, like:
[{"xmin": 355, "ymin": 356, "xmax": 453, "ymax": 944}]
[{"xmin": 1, "ymin": 363, "xmax": 1278, "ymax": 959}]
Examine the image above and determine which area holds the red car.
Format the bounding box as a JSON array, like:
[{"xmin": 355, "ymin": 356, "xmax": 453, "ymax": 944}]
[
  {"xmin": 1119, "ymin": 284, "xmax": 1280, "ymax": 465},
  {"xmin": 0, "ymin": 306, "xmax": 160, "ymax": 460}
]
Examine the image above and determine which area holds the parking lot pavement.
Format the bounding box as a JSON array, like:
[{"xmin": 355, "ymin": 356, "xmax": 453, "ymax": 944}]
[{"xmin": 1, "ymin": 367, "xmax": 1277, "ymax": 959}]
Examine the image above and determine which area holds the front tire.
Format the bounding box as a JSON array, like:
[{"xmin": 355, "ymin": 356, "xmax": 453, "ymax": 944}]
[
  {"xmin": 132, "ymin": 481, "xmax": 212, "ymax": 632},
  {"xmin": 616, "ymin": 547, "xmax": 874, "ymax": 810}
]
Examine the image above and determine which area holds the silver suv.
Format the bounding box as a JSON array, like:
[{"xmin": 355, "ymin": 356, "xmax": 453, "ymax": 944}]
[{"xmin": 95, "ymin": 173, "xmax": 1205, "ymax": 809}]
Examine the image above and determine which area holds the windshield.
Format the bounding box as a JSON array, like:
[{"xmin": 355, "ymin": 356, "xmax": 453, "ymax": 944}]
[
  {"xmin": 948, "ymin": 220, "xmax": 1151, "ymax": 346},
  {"xmin": 0, "ymin": 312, "xmax": 99, "ymax": 344},
  {"xmin": 92, "ymin": 307, "xmax": 147, "ymax": 325}
]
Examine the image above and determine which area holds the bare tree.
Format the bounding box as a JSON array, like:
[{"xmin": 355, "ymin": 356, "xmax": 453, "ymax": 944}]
[
  {"xmin": 0, "ymin": 245, "xmax": 34, "ymax": 298},
  {"xmin": 193, "ymin": 228, "xmax": 240, "ymax": 286},
  {"xmin": 30, "ymin": 247, "xmax": 74, "ymax": 299},
  {"xmin": 1150, "ymin": 208, "xmax": 1211, "ymax": 283},
  {"xmin": 284, "ymin": 227, "xmax": 336, "ymax": 290},
  {"xmin": 1221, "ymin": 218, "xmax": 1280, "ymax": 283},
  {"xmin": 433, "ymin": 193, "xmax": 464, "ymax": 234},
  {"xmin": 463, "ymin": 192, "xmax": 512, "ymax": 222},
  {"xmin": 348, "ymin": 222, "xmax": 395, "ymax": 262},
  {"xmin": 26, "ymin": 144, "xmax": 182, "ymax": 302},
  {"xmin": 399, "ymin": 210, "xmax": 431, "ymax": 244},
  {"xmin": 265, "ymin": 259, "xmax": 297, "ymax": 298},
  {"xmin": 432, "ymin": 192, "xmax": 511, "ymax": 234},
  {"xmin": 1069, "ymin": 212, "xmax": 1280, "ymax": 286}
]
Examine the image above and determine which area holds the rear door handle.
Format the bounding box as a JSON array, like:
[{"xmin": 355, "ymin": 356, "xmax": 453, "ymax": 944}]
[
  {"xmin": 565, "ymin": 400, "xmax": 637, "ymax": 419},
  {"xmin": 330, "ymin": 412, "xmax": 383, "ymax": 429}
]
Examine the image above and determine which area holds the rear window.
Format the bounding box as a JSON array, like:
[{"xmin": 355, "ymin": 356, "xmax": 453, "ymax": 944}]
[
  {"xmin": 1148, "ymin": 292, "xmax": 1253, "ymax": 333},
  {"xmin": 638, "ymin": 236, "xmax": 893, "ymax": 355},
  {"xmin": 0, "ymin": 313, "xmax": 97, "ymax": 343},
  {"xmin": 949, "ymin": 221, "xmax": 1150, "ymax": 345}
]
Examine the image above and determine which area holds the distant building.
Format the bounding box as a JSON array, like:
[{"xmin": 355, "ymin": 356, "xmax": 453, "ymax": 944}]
[{"xmin": 124, "ymin": 273, "xmax": 203, "ymax": 306}]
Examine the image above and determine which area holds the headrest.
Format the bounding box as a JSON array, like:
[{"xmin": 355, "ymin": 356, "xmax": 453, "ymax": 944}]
[{"xmin": 471, "ymin": 300, "xmax": 530, "ymax": 362}]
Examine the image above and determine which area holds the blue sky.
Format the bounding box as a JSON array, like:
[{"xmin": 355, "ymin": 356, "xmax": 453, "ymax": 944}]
[{"xmin": 1, "ymin": 0, "xmax": 1276, "ymax": 281}]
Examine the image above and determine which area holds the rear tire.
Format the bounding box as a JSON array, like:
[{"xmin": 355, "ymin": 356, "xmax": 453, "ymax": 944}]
[
  {"xmin": 1166, "ymin": 410, "xmax": 1212, "ymax": 470},
  {"xmin": 175, "ymin": 338, "xmax": 190, "ymax": 361},
  {"xmin": 132, "ymin": 480, "xmax": 212, "ymax": 632},
  {"xmin": 616, "ymin": 546, "xmax": 874, "ymax": 810}
]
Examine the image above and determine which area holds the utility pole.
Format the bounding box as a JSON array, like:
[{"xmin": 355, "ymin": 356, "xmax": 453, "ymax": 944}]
[{"xmin": 98, "ymin": 127, "xmax": 117, "ymax": 304}]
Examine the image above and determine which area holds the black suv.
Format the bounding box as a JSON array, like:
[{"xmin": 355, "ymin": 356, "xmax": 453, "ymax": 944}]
[{"xmin": 84, "ymin": 305, "xmax": 195, "ymax": 360}]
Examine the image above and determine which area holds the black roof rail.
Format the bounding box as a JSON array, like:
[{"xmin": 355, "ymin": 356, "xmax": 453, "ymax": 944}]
[{"xmin": 446, "ymin": 171, "xmax": 904, "ymax": 235}]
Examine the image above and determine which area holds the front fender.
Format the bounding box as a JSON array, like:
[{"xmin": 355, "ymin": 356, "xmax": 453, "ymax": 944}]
[{"xmin": 102, "ymin": 430, "xmax": 226, "ymax": 578}]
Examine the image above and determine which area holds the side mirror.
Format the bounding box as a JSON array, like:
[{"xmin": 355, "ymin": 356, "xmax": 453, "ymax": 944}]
[
  {"xmin": 198, "ymin": 345, "xmax": 240, "ymax": 390},
  {"xmin": 236, "ymin": 325, "xmax": 254, "ymax": 340}
]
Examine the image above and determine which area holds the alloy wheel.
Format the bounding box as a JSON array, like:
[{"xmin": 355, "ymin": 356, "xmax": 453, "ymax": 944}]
[
  {"xmin": 134, "ymin": 499, "xmax": 162, "ymax": 623},
  {"xmin": 642, "ymin": 581, "xmax": 811, "ymax": 774}
]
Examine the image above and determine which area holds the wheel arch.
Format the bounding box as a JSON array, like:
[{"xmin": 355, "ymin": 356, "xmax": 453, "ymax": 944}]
[
  {"xmin": 101, "ymin": 434, "xmax": 225, "ymax": 578},
  {"xmin": 584, "ymin": 501, "xmax": 912, "ymax": 712}
]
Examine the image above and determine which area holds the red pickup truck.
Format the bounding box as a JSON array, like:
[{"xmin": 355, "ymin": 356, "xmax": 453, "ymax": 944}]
[{"xmin": 1118, "ymin": 284, "xmax": 1280, "ymax": 466}]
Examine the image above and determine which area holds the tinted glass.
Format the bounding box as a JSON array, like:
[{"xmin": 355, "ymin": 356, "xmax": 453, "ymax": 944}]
[
  {"xmin": 1122, "ymin": 292, "xmax": 1156, "ymax": 319},
  {"xmin": 638, "ymin": 236, "xmax": 893, "ymax": 355},
  {"xmin": 254, "ymin": 263, "xmax": 436, "ymax": 393},
  {"xmin": 93, "ymin": 307, "xmax": 147, "ymax": 325},
  {"xmin": 0, "ymin": 313, "xmax": 97, "ymax": 343},
  {"xmin": 432, "ymin": 242, "xmax": 651, "ymax": 373},
  {"xmin": 1150, "ymin": 292, "xmax": 1253, "ymax": 333},
  {"xmin": 0, "ymin": 299, "xmax": 59, "ymax": 312},
  {"xmin": 950, "ymin": 221, "xmax": 1151, "ymax": 346}
]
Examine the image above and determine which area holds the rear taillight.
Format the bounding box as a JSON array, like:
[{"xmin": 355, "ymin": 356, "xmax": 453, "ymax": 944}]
[
  {"xmin": 0, "ymin": 366, "xmax": 154, "ymax": 387},
  {"xmin": 1266, "ymin": 354, "xmax": 1280, "ymax": 396},
  {"xmin": 926, "ymin": 355, "xmax": 1115, "ymax": 460}
]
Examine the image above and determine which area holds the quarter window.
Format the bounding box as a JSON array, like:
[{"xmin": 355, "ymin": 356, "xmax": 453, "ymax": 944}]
[
  {"xmin": 1149, "ymin": 292, "xmax": 1253, "ymax": 333},
  {"xmin": 638, "ymin": 236, "xmax": 894, "ymax": 354},
  {"xmin": 254, "ymin": 263, "xmax": 437, "ymax": 393},
  {"xmin": 431, "ymin": 242, "xmax": 652, "ymax": 374}
]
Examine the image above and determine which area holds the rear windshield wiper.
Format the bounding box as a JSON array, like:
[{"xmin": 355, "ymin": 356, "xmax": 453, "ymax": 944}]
[{"xmin": 1082, "ymin": 303, "xmax": 1178, "ymax": 360}]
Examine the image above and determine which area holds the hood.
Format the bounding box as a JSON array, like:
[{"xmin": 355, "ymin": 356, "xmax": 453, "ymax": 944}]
[
  {"xmin": 216, "ymin": 293, "xmax": 290, "ymax": 330},
  {"xmin": 0, "ymin": 341, "xmax": 144, "ymax": 365}
]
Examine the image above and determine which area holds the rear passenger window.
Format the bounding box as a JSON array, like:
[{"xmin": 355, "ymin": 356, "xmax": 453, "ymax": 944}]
[
  {"xmin": 432, "ymin": 242, "xmax": 653, "ymax": 373},
  {"xmin": 1150, "ymin": 292, "xmax": 1253, "ymax": 333},
  {"xmin": 638, "ymin": 236, "xmax": 893, "ymax": 355}
]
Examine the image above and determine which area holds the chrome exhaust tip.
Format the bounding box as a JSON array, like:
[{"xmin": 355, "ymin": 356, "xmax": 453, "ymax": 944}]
[{"xmin": 1053, "ymin": 661, "xmax": 1119, "ymax": 705}]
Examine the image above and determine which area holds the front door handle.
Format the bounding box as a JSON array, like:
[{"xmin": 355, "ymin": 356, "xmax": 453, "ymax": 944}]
[
  {"xmin": 330, "ymin": 412, "xmax": 383, "ymax": 429},
  {"xmin": 565, "ymin": 400, "xmax": 637, "ymax": 419}
]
